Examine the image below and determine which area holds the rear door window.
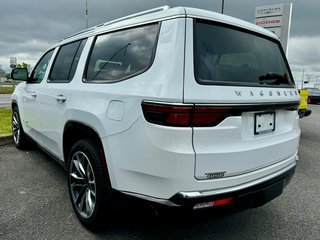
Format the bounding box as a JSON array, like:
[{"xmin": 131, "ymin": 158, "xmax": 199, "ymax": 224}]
[
  {"xmin": 84, "ymin": 23, "xmax": 159, "ymax": 83},
  {"xmin": 49, "ymin": 39, "xmax": 86, "ymax": 82},
  {"xmin": 194, "ymin": 19, "xmax": 294, "ymax": 87}
]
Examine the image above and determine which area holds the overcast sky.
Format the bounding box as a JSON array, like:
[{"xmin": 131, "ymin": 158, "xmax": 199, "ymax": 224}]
[{"xmin": 1, "ymin": 0, "xmax": 319, "ymax": 83}]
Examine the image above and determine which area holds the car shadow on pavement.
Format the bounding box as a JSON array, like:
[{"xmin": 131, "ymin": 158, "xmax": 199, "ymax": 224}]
[{"xmin": 92, "ymin": 201, "xmax": 252, "ymax": 239}]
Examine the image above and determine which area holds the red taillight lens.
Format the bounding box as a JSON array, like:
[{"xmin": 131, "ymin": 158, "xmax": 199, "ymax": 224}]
[
  {"xmin": 141, "ymin": 102, "xmax": 233, "ymax": 127},
  {"xmin": 142, "ymin": 101, "xmax": 299, "ymax": 127},
  {"xmin": 141, "ymin": 103, "xmax": 193, "ymax": 127},
  {"xmin": 192, "ymin": 106, "xmax": 232, "ymax": 126}
]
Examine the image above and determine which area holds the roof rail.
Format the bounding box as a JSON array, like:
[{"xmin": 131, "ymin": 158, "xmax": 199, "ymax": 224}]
[
  {"xmin": 61, "ymin": 27, "xmax": 96, "ymax": 41},
  {"xmin": 103, "ymin": 5, "xmax": 171, "ymax": 27},
  {"xmin": 61, "ymin": 5, "xmax": 171, "ymax": 42}
]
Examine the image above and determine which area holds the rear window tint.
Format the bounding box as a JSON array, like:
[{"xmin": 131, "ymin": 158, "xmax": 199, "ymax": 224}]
[
  {"xmin": 194, "ymin": 20, "xmax": 294, "ymax": 87},
  {"xmin": 85, "ymin": 23, "xmax": 159, "ymax": 83},
  {"xmin": 50, "ymin": 39, "xmax": 86, "ymax": 82}
]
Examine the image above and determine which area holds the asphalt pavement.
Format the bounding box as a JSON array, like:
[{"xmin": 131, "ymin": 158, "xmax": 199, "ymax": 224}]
[
  {"xmin": 0, "ymin": 94, "xmax": 11, "ymax": 108},
  {"xmin": 0, "ymin": 105, "xmax": 320, "ymax": 239}
]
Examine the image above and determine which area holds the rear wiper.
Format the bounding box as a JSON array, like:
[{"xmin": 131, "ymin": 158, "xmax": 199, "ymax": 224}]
[{"xmin": 259, "ymin": 72, "xmax": 288, "ymax": 85}]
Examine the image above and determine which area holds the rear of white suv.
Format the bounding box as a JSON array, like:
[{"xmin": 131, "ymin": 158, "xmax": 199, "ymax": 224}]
[
  {"xmin": 179, "ymin": 11, "xmax": 300, "ymax": 205},
  {"xmin": 10, "ymin": 6, "xmax": 300, "ymax": 228},
  {"xmin": 121, "ymin": 8, "xmax": 299, "ymax": 207}
]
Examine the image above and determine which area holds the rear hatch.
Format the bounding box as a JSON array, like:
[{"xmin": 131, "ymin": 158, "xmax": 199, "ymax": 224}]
[{"xmin": 183, "ymin": 17, "xmax": 300, "ymax": 180}]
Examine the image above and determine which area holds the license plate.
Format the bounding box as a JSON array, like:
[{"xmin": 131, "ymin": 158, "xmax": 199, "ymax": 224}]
[{"xmin": 254, "ymin": 111, "xmax": 275, "ymax": 135}]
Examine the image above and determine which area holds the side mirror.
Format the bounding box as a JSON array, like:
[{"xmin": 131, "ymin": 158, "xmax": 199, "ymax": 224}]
[{"xmin": 11, "ymin": 68, "xmax": 29, "ymax": 81}]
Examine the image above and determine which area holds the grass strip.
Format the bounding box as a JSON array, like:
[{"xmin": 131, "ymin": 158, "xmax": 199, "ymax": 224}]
[
  {"xmin": 0, "ymin": 108, "xmax": 12, "ymax": 135},
  {"xmin": 0, "ymin": 86, "xmax": 14, "ymax": 94}
]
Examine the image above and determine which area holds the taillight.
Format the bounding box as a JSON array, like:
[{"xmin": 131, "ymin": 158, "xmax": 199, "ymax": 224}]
[
  {"xmin": 192, "ymin": 106, "xmax": 232, "ymax": 126},
  {"xmin": 142, "ymin": 101, "xmax": 299, "ymax": 127},
  {"xmin": 141, "ymin": 102, "xmax": 233, "ymax": 127}
]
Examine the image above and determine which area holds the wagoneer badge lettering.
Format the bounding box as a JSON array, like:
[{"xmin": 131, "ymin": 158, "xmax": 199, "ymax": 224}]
[
  {"xmin": 205, "ymin": 172, "xmax": 226, "ymax": 179},
  {"xmin": 235, "ymin": 90, "xmax": 298, "ymax": 97},
  {"xmin": 235, "ymin": 90, "xmax": 242, "ymax": 96}
]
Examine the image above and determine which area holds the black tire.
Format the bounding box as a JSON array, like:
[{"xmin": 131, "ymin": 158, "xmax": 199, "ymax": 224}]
[
  {"xmin": 298, "ymin": 110, "xmax": 305, "ymax": 118},
  {"xmin": 12, "ymin": 107, "xmax": 29, "ymax": 149},
  {"xmin": 67, "ymin": 139, "xmax": 112, "ymax": 229}
]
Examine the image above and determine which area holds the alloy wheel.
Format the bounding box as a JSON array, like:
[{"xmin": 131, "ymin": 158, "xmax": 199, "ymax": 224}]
[
  {"xmin": 69, "ymin": 151, "xmax": 97, "ymax": 219},
  {"xmin": 12, "ymin": 111, "xmax": 20, "ymax": 145}
]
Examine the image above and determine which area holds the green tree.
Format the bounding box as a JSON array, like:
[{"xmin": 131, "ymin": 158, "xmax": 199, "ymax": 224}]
[{"xmin": 16, "ymin": 62, "xmax": 29, "ymax": 68}]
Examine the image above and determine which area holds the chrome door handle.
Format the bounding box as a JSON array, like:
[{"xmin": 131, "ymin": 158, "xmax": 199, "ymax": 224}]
[
  {"xmin": 55, "ymin": 95, "xmax": 67, "ymax": 103},
  {"xmin": 29, "ymin": 91, "xmax": 37, "ymax": 97}
]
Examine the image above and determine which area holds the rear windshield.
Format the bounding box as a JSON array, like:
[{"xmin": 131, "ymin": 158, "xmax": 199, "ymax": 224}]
[{"xmin": 194, "ymin": 19, "xmax": 294, "ymax": 87}]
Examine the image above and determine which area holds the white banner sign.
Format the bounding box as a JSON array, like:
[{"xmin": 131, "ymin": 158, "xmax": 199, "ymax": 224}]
[
  {"xmin": 266, "ymin": 27, "xmax": 282, "ymax": 39},
  {"xmin": 255, "ymin": 16, "xmax": 282, "ymax": 28},
  {"xmin": 255, "ymin": 4, "xmax": 284, "ymax": 18},
  {"xmin": 255, "ymin": 3, "xmax": 292, "ymax": 55}
]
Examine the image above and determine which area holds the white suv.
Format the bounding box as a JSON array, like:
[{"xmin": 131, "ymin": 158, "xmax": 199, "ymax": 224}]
[{"xmin": 11, "ymin": 6, "xmax": 300, "ymax": 228}]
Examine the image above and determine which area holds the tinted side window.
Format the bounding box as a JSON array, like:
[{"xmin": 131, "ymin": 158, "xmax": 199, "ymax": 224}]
[
  {"xmin": 50, "ymin": 39, "xmax": 86, "ymax": 82},
  {"xmin": 85, "ymin": 23, "xmax": 159, "ymax": 83},
  {"xmin": 31, "ymin": 50, "xmax": 54, "ymax": 83}
]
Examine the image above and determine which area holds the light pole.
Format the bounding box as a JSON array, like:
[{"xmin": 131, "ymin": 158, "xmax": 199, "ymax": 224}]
[
  {"xmin": 306, "ymin": 74, "xmax": 312, "ymax": 82},
  {"xmin": 85, "ymin": 0, "xmax": 88, "ymax": 28},
  {"xmin": 301, "ymin": 67, "xmax": 305, "ymax": 89},
  {"xmin": 221, "ymin": 0, "xmax": 225, "ymax": 14}
]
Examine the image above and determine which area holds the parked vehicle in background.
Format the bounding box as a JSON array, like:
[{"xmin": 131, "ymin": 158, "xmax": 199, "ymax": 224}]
[
  {"xmin": 10, "ymin": 6, "xmax": 300, "ymax": 229},
  {"xmin": 298, "ymin": 89, "xmax": 312, "ymax": 118},
  {"xmin": 303, "ymin": 87, "xmax": 320, "ymax": 104}
]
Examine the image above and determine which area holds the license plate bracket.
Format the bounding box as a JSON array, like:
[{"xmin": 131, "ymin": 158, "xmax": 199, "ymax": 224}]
[{"xmin": 254, "ymin": 111, "xmax": 275, "ymax": 135}]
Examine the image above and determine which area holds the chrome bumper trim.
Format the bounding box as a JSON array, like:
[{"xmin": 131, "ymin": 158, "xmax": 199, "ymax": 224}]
[{"xmin": 176, "ymin": 162, "xmax": 296, "ymax": 199}]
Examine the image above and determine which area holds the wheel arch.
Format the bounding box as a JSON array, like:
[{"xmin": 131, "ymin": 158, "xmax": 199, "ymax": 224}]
[
  {"xmin": 11, "ymin": 100, "xmax": 18, "ymax": 110},
  {"xmin": 63, "ymin": 121, "xmax": 109, "ymax": 176}
]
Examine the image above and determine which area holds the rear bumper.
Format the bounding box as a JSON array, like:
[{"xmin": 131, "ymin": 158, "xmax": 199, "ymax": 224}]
[
  {"xmin": 170, "ymin": 164, "xmax": 296, "ymax": 209},
  {"xmin": 119, "ymin": 161, "xmax": 297, "ymax": 211},
  {"xmin": 106, "ymin": 112, "xmax": 299, "ymax": 201},
  {"xmin": 298, "ymin": 109, "xmax": 312, "ymax": 118}
]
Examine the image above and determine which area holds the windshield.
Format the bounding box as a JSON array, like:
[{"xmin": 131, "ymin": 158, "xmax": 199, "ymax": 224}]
[{"xmin": 194, "ymin": 19, "xmax": 294, "ymax": 87}]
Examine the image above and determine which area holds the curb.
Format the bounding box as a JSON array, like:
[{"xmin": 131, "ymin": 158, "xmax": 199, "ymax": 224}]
[{"xmin": 0, "ymin": 134, "xmax": 13, "ymax": 146}]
